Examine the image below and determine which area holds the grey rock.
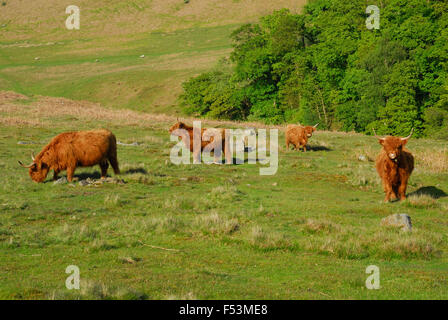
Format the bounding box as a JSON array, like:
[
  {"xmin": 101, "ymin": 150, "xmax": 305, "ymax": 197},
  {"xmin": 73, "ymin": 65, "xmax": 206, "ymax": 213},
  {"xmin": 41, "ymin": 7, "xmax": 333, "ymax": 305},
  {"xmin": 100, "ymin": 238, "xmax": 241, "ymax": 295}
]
[
  {"xmin": 117, "ymin": 141, "xmax": 140, "ymax": 146},
  {"xmin": 358, "ymin": 155, "xmax": 368, "ymax": 162},
  {"xmin": 381, "ymin": 214, "xmax": 412, "ymax": 232},
  {"xmin": 53, "ymin": 177, "xmax": 68, "ymax": 185},
  {"xmin": 17, "ymin": 141, "xmax": 38, "ymax": 145},
  {"xmin": 78, "ymin": 179, "xmax": 91, "ymax": 186}
]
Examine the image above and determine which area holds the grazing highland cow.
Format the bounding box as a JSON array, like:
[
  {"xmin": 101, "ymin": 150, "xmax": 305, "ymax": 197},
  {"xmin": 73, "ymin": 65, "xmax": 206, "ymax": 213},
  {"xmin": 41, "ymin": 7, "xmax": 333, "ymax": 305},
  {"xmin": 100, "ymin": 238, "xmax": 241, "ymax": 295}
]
[
  {"xmin": 19, "ymin": 129, "xmax": 120, "ymax": 182},
  {"xmin": 285, "ymin": 123, "xmax": 319, "ymax": 152},
  {"xmin": 374, "ymin": 128, "xmax": 414, "ymax": 202}
]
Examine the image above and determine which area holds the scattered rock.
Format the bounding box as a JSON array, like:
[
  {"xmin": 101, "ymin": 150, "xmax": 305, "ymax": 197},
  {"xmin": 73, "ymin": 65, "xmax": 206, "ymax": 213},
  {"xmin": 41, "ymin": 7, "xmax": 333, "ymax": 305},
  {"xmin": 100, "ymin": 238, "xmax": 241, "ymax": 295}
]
[
  {"xmin": 77, "ymin": 177, "xmax": 125, "ymax": 186},
  {"xmin": 104, "ymin": 177, "xmax": 126, "ymax": 185},
  {"xmin": 53, "ymin": 177, "xmax": 68, "ymax": 185},
  {"xmin": 139, "ymin": 55, "xmax": 145, "ymax": 58},
  {"xmin": 34, "ymin": 57, "xmax": 40, "ymax": 60},
  {"xmin": 17, "ymin": 141, "xmax": 38, "ymax": 145},
  {"xmin": 95, "ymin": 59, "xmax": 99, "ymax": 62},
  {"xmin": 119, "ymin": 256, "xmax": 142, "ymax": 264},
  {"xmin": 381, "ymin": 214, "xmax": 412, "ymax": 232},
  {"xmin": 117, "ymin": 141, "xmax": 140, "ymax": 146},
  {"xmin": 78, "ymin": 178, "xmax": 92, "ymax": 186},
  {"xmin": 272, "ymin": 182, "xmax": 278, "ymax": 186},
  {"xmin": 358, "ymin": 155, "xmax": 368, "ymax": 162}
]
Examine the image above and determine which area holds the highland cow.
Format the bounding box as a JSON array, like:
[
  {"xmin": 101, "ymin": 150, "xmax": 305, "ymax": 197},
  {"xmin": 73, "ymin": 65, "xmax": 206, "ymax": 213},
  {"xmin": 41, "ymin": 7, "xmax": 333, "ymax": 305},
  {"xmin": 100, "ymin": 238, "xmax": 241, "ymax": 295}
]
[
  {"xmin": 374, "ymin": 128, "xmax": 414, "ymax": 202},
  {"xmin": 285, "ymin": 123, "xmax": 319, "ymax": 152},
  {"xmin": 19, "ymin": 129, "xmax": 120, "ymax": 182},
  {"xmin": 169, "ymin": 121, "xmax": 230, "ymax": 163}
]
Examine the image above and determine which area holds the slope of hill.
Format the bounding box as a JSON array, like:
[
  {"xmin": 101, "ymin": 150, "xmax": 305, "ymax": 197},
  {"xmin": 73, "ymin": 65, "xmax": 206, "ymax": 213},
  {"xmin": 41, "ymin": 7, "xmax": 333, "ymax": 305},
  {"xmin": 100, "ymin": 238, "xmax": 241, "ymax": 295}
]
[
  {"xmin": 0, "ymin": 0, "xmax": 305, "ymax": 40},
  {"xmin": 0, "ymin": 1, "xmax": 305, "ymax": 114},
  {"xmin": 1, "ymin": 91, "xmax": 447, "ymax": 299}
]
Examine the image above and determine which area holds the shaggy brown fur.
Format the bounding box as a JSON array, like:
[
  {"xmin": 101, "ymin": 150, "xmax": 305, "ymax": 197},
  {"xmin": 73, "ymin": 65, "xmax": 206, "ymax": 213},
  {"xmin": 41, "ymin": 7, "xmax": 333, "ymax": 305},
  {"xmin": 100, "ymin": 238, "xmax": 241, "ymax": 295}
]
[
  {"xmin": 169, "ymin": 121, "xmax": 230, "ymax": 163},
  {"xmin": 375, "ymin": 132, "xmax": 414, "ymax": 202},
  {"xmin": 285, "ymin": 124, "xmax": 318, "ymax": 152},
  {"xmin": 19, "ymin": 129, "xmax": 120, "ymax": 182}
]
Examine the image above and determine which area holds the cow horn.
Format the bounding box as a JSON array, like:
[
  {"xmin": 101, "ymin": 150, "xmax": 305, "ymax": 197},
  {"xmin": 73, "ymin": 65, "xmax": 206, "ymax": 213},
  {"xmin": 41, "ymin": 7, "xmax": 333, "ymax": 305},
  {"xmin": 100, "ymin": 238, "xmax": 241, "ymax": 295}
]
[
  {"xmin": 372, "ymin": 128, "xmax": 384, "ymax": 140},
  {"xmin": 31, "ymin": 151, "xmax": 35, "ymax": 161},
  {"xmin": 401, "ymin": 128, "xmax": 414, "ymax": 141},
  {"xmin": 18, "ymin": 160, "xmax": 34, "ymax": 168},
  {"xmin": 313, "ymin": 123, "xmax": 319, "ymax": 128}
]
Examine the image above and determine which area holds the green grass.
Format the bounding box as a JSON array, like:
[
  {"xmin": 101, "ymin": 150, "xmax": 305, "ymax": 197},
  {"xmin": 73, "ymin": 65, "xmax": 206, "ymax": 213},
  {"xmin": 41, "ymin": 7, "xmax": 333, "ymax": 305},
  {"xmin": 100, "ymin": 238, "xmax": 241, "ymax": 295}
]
[
  {"xmin": 0, "ymin": 0, "xmax": 446, "ymax": 300},
  {"xmin": 0, "ymin": 94, "xmax": 447, "ymax": 299},
  {"xmin": 0, "ymin": 24, "xmax": 236, "ymax": 114},
  {"xmin": 0, "ymin": 0, "xmax": 305, "ymax": 115}
]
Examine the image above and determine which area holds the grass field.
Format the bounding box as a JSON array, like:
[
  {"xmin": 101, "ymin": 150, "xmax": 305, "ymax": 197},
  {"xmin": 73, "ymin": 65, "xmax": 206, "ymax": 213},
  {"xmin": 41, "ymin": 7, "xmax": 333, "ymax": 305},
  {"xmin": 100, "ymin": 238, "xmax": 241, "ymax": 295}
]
[
  {"xmin": 0, "ymin": 0, "xmax": 447, "ymax": 300},
  {"xmin": 0, "ymin": 0, "xmax": 304, "ymax": 115},
  {"xmin": 0, "ymin": 92, "xmax": 447, "ymax": 299}
]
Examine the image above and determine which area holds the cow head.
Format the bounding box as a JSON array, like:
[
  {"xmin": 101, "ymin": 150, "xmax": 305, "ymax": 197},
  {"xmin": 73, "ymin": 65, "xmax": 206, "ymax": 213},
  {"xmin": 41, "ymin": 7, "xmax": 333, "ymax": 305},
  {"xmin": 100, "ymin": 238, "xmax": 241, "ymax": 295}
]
[
  {"xmin": 302, "ymin": 123, "xmax": 319, "ymax": 138},
  {"xmin": 169, "ymin": 120, "xmax": 187, "ymax": 133},
  {"xmin": 373, "ymin": 128, "xmax": 414, "ymax": 162},
  {"xmin": 18, "ymin": 152, "xmax": 49, "ymax": 183}
]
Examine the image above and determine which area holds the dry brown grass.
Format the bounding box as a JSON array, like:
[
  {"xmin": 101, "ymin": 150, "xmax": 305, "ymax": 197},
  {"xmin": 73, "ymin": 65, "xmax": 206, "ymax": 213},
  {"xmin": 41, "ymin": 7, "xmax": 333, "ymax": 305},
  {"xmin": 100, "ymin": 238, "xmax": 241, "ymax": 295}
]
[
  {"xmin": 303, "ymin": 219, "xmax": 341, "ymax": 234},
  {"xmin": 0, "ymin": 0, "xmax": 306, "ymax": 41},
  {"xmin": 0, "ymin": 91, "xmax": 287, "ymax": 130},
  {"xmin": 405, "ymin": 194, "xmax": 439, "ymax": 209},
  {"xmin": 0, "ymin": 117, "xmax": 42, "ymax": 127},
  {"xmin": 415, "ymin": 148, "xmax": 448, "ymax": 174}
]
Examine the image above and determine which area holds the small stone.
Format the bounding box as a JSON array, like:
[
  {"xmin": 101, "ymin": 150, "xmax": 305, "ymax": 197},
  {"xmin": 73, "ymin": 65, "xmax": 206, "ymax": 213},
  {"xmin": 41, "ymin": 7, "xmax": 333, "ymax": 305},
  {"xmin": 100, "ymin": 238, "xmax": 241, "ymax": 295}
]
[
  {"xmin": 381, "ymin": 214, "xmax": 412, "ymax": 232},
  {"xmin": 272, "ymin": 182, "xmax": 278, "ymax": 186},
  {"xmin": 358, "ymin": 155, "xmax": 367, "ymax": 162},
  {"xmin": 53, "ymin": 177, "xmax": 68, "ymax": 185},
  {"xmin": 78, "ymin": 179, "xmax": 90, "ymax": 186},
  {"xmin": 139, "ymin": 55, "xmax": 145, "ymax": 58},
  {"xmin": 34, "ymin": 57, "xmax": 40, "ymax": 60}
]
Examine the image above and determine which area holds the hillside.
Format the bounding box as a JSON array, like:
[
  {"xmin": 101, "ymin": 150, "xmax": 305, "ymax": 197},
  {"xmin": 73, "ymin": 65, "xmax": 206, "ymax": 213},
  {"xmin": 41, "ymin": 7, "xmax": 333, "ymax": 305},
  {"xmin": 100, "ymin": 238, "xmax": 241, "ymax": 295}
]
[
  {"xmin": 0, "ymin": 1, "xmax": 305, "ymax": 114},
  {"xmin": 0, "ymin": 91, "xmax": 447, "ymax": 299}
]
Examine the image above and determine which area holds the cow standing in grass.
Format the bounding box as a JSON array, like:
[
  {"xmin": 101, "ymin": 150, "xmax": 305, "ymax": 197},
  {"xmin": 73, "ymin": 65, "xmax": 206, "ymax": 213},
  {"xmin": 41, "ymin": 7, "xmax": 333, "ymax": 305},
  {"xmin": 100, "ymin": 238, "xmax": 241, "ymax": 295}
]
[
  {"xmin": 285, "ymin": 123, "xmax": 319, "ymax": 152},
  {"xmin": 374, "ymin": 128, "xmax": 414, "ymax": 202},
  {"xmin": 169, "ymin": 121, "xmax": 230, "ymax": 163},
  {"xmin": 19, "ymin": 129, "xmax": 120, "ymax": 182}
]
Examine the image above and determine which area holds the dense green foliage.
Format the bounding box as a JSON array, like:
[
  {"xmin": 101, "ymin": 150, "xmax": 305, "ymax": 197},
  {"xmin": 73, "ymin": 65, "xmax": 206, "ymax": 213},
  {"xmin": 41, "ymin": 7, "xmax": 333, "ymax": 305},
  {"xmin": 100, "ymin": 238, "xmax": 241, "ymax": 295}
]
[{"xmin": 180, "ymin": 0, "xmax": 448, "ymax": 137}]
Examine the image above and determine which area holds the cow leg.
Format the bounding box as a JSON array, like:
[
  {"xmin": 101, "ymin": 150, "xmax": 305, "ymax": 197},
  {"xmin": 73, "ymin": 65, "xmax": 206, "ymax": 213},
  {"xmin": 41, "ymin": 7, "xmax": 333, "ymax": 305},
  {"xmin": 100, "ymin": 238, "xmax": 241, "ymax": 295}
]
[
  {"xmin": 108, "ymin": 155, "xmax": 120, "ymax": 175},
  {"xmin": 100, "ymin": 161, "xmax": 109, "ymax": 179},
  {"xmin": 398, "ymin": 179, "xmax": 409, "ymax": 201},
  {"xmin": 384, "ymin": 186, "xmax": 397, "ymax": 202},
  {"xmin": 383, "ymin": 182, "xmax": 393, "ymax": 202},
  {"xmin": 53, "ymin": 170, "xmax": 60, "ymax": 181},
  {"xmin": 66, "ymin": 167, "xmax": 75, "ymax": 182}
]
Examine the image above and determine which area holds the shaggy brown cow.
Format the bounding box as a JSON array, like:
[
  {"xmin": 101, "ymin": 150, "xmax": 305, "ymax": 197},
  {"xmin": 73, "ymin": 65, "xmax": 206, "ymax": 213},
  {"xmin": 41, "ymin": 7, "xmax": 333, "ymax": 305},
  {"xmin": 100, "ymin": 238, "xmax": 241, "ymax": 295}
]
[
  {"xmin": 19, "ymin": 129, "xmax": 120, "ymax": 182},
  {"xmin": 169, "ymin": 121, "xmax": 229, "ymax": 163},
  {"xmin": 285, "ymin": 123, "xmax": 319, "ymax": 152},
  {"xmin": 374, "ymin": 128, "xmax": 414, "ymax": 202}
]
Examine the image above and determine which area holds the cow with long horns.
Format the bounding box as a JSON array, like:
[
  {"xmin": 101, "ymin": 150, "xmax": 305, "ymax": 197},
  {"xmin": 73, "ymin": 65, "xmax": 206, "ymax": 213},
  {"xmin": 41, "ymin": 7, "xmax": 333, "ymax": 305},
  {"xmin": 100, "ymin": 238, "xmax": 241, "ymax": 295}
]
[
  {"xmin": 19, "ymin": 129, "xmax": 120, "ymax": 182},
  {"xmin": 374, "ymin": 128, "xmax": 415, "ymax": 202},
  {"xmin": 285, "ymin": 123, "xmax": 319, "ymax": 152}
]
